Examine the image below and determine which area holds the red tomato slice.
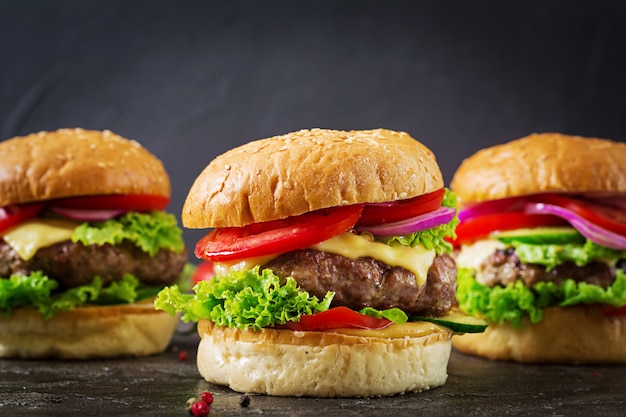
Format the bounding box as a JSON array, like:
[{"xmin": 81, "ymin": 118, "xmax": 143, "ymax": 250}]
[
  {"xmin": 534, "ymin": 194, "xmax": 626, "ymax": 237},
  {"xmin": 0, "ymin": 203, "xmax": 45, "ymax": 234},
  {"xmin": 195, "ymin": 205, "xmax": 363, "ymax": 262},
  {"xmin": 357, "ymin": 188, "xmax": 445, "ymax": 226},
  {"xmin": 191, "ymin": 262, "xmax": 215, "ymax": 285},
  {"xmin": 603, "ymin": 305, "xmax": 626, "ymax": 317},
  {"xmin": 453, "ymin": 212, "xmax": 568, "ymax": 245},
  {"xmin": 51, "ymin": 194, "xmax": 170, "ymax": 211},
  {"xmin": 277, "ymin": 306, "xmax": 392, "ymax": 331}
]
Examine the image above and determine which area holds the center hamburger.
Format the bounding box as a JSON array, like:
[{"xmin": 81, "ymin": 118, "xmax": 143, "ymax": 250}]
[{"xmin": 156, "ymin": 128, "xmax": 486, "ymax": 397}]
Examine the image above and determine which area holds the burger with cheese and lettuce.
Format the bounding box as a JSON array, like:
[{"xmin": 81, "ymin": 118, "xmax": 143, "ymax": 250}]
[
  {"xmin": 0, "ymin": 128, "xmax": 187, "ymax": 359},
  {"xmin": 450, "ymin": 132, "xmax": 626, "ymax": 364},
  {"xmin": 156, "ymin": 128, "xmax": 486, "ymax": 397}
]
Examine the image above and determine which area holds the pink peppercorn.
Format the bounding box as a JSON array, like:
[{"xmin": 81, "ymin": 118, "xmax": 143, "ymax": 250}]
[
  {"xmin": 200, "ymin": 391, "xmax": 214, "ymax": 405},
  {"xmin": 190, "ymin": 400, "xmax": 210, "ymax": 417}
]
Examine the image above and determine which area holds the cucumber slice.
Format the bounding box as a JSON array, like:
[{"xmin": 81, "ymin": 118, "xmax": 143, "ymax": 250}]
[
  {"xmin": 410, "ymin": 310, "xmax": 488, "ymax": 333},
  {"xmin": 492, "ymin": 227, "xmax": 584, "ymax": 244}
]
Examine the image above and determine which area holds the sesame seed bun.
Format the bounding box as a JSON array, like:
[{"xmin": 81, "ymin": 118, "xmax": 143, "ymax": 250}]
[
  {"xmin": 183, "ymin": 128, "xmax": 443, "ymax": 228},
  {"xmin": 451, "ymin": 132, "xmax": 626, "ymax": 206},
  {"xmin": 0, "ymin": 128, "xmax": 170, "ymax": 206}
]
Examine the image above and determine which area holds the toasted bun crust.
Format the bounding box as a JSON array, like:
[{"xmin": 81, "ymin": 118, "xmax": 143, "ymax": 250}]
[
  {"xmin": 0, "ymin": 128, "xmax": 170, "ymax": 206},
  {"xmin": 452, "ymin": 306, "xmax": 626, "ymax": 364},
  {"xmin": 0, "ymin": 299, "xmax": 179, "ymax": 359},
  {"xmin": 183, "ymin": 128, "xmax": 443, "ymax": 228},
  {"xmin": 450, "ymin": 133, "xmax": 626, "ymax": 205},
  {"xmin": 196, "ymin": 319, "xmax": 452, "ymax": 397}
]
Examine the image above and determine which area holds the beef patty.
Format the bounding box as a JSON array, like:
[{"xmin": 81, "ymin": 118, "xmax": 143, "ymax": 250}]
[
  {"xmin": 0, "ymin": 239, "xmax": 187, "ymax": 288},
  {"xmin": 479, "ymin": 247, "xmax": 621, "ymax": 288},
  {"xmin": 262, "ymin": 249, "xmax": 457, "ymax": 317}
]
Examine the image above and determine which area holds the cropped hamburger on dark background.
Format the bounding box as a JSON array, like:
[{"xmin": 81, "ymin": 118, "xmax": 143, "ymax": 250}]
[
  {"xmin": 0, "ymin": 128, "xmax": 188, "ymax": 359},
  {"xmin": 450, "ymin": 133, "xmax": 626, "ymax": 363},
  {"xmin": 156, "ymin": 128, "xmax": 486, "ymax": 398}
]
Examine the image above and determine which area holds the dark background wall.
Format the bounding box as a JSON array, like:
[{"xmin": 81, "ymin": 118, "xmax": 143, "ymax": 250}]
[{"xmin": 2, "ymin": 0, "xmax": 625, "ymax": 255}]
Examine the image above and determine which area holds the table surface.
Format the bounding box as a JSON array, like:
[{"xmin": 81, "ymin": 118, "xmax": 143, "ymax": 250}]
[{"xmin": 1, "ymin": 328, "xmax": 624, "ymax": 417}]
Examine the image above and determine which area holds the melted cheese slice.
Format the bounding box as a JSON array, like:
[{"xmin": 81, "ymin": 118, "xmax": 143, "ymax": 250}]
[
  {"xmin": 213, "ymin": 232, "xmax": 436, "ymax": 286},
  {"xmin": 312, "ymin": 232, "xmax": 435, "ymax": 286},
  {"xmin": 455, "ymin": 239, "xmax": 504, "ymax": 270},
  {"xmin": 2, "ymin": 219, "xmax": 80, "ymax": 261},
  {"xmin": 213, "ymin": 255, "xmax": 278, "ymax": 277}
]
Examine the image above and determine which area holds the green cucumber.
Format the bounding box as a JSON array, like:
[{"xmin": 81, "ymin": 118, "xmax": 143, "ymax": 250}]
[
  {"xmin": 410, "ymin": 310, "xmax": 488, "ymax": 333},
  {"xmin": 492, "ymin": 227, "xmax": 584, "ymax": 245}
]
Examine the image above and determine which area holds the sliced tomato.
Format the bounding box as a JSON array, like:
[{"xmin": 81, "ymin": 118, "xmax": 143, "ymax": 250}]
[
  {"xmin": 453, "ymin": 212, "xmax": 568, "ymax": 245},
  {"xmin": 195, "ymin": 205, "xmax": 363, "ymax": 262},
  {"xmin": 0, "ymin": 203, "xmax": 45, "ymax": 234},
  {"xmin": 51, "ymin": 194, "xmax": 170, "ymax": 211},
  {"xmin": 534, "ymin": 194, "xmax": 626, "ymax": 237},
  {"xmin": 191, "ymin": 262, "xmax": 215, "ymax": 285},
  {"xmin": 276, "ymin": 306, "xmax": 392, "ymax": 331},
  {"xmin": 602, "ymin": 305, "xmax": 626, "ymax": 317},
  {"xmin": 357, "ymin": 188, "xmax": 445, "ymax": 226}
]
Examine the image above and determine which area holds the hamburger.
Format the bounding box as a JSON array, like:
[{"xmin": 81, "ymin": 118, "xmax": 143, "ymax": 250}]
[
  {"xmin": 156, "ymin": 128, "xmax": 485, "ymax": 397},
  {"xmin": 0, "ymin": 128, "xmax": 188, "ymax": 359},
  {"xmin": 450, "ymin": 132, "xmax": 626, "ymax": 364}
]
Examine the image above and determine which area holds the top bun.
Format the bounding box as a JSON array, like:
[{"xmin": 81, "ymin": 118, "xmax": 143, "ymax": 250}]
[
  {"xmin": 451, "ymin": 132, "xmax": 626, "ymax": 205},
  {"xmin": 183, "ymin": 128, "xmax": 443, "ymax": 228},
  {"xmin": 0, "ymin": 128, "xmax": 170, "ymax": 206}
]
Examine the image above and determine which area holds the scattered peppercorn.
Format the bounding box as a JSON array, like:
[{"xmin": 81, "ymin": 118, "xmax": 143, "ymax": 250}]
[
  {"xmin": 191, "ymin": 400, "xmax": 210, "ymax": 417},
  {"xmin": 200, "ymin": 391, "xmax": 214, "ymax": 405},
  {"xmin": 179, "ymin": 350, "xmax": 189, "ymax": 362},
  {"xmin": 239, "ymin": 394, "xmax": 251, "ymax": 407}
]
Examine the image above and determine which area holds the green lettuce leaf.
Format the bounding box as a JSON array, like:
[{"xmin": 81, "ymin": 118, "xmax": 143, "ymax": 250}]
[
  {"xmin": 513, "ymin": 239, "xmax": 626, "ymax": 269},
  {"xmin": 0, "ymin": 272, "xmax": 159, "ymax": 319},
  {"xmin": 374, "ymin": 188, "xmax": 459, "ymax": 254},
  {"xmin": 456, "ymin": 267, "xmax": 626, "ymax": 327},
  {"xmin": 359, "ymin": 306, "xmax": 408, "ymax": 324},
  {"xmin": 72, "ymin": 211, "xmax": 185, "ymax": 256},
  {"xmin": 155, "ymin": 266, "xmax": 334, "ymax": 330}
]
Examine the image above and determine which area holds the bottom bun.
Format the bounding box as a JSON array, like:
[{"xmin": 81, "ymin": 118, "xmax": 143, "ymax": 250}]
[
  {"xmin": 452, "ymin": 305, "xmax": 626, "ymax": 364},
  {"xmin": 196, "ymin": 319, "xmax": 453, "ymax": 397},
  {"xmin": 0, "ymin": 299, "xmax": 179, "ymax": 359}
]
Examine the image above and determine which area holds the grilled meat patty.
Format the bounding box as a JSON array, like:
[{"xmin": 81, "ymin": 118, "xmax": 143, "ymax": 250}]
[
  {"xmin": 262, "ymin": 249, "xmax": 457, "ymax": 317},
  {"xmin": 479, "ymin": 247, "xmax": 620, "ymax": 288},
  {"xmin": 0, "ymin": 239, "xmax": 187, "ymax": 288}
]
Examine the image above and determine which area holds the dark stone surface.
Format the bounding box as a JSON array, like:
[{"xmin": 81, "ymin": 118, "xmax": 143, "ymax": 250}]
[{"xmin": 1, "ymin": 327, "xmax": 624, "ymax": 417}]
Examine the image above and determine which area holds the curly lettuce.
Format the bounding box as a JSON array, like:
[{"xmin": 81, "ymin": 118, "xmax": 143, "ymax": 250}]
[
  {"xmin": 72, "ymin": 211, "xmax": 185, "ymax": 256},
  {"xmin": 156, "ymin": 266, "xmax": 334, "ymax": 330},
  {"xmin": 372, "ymin": 188, "xmax": 459, "ymax": 254},
  {"xmin": 456, "ymin": 267, "xmax": 626, "ymax": 327},
  {"xmin": 512, "ymin": 239, "xmax": 626, "ymax": 270},
  {"xmin": 0, "ymin": 272, "xmax": 160, "ymax": 319}
]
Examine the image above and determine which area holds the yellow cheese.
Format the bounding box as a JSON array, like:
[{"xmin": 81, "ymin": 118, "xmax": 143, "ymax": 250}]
[
  {"xmin": 312, "ymin": 232, "xmax": 435, "ymax": 286},
  {"xmin": 2, "ymin": 219, "xmax": 80, "ymax": 261},
  {"xmin": 455, "ymin": 239, "xmax": 505, "ymax": 270},
  {"xmin": 329, "ymin": 321, "xmax": 447, "ymax": 338},
  {"xmin": 213, "ymin": 255, "xmax": 278, "ymax": 277}
]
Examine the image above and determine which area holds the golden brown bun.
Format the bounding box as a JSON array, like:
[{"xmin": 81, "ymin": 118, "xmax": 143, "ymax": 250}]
[
  {"xmin": 0, "ymin": 128, "xmax": 170, "ymax": 206},
  {"xmin": 183, "ymin": 128, "xmax": 443, "ymax": 228},
  {"xmin": 0, "ymin": 299, "xmax": 179, "ymax": 359},
  {"xmin": 451, "ymin": 133, "xmax": 626, "ymax": 205},
  {"xmin": 452, "ymin": 305, "xmax": 626, "ymax": 364},
  {"xmin": 196, "ymin": 319, "xmax": 452, "ymax": 397}
]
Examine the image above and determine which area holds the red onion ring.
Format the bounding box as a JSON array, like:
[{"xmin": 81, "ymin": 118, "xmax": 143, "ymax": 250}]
[
  {"xmin": 356, "ymin": 206, "xmax": 456, "ymax": 237},
  {"xmin": 49, "ymin": 206, "xmax": 126, "ymax": 221},
  {"xmin": 458, "ymin": 196, "xmax": 527, "ymax": 221},
  {"xmin": 523, "ymin": 202, "xmax": 626, "ymax": 250}
]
